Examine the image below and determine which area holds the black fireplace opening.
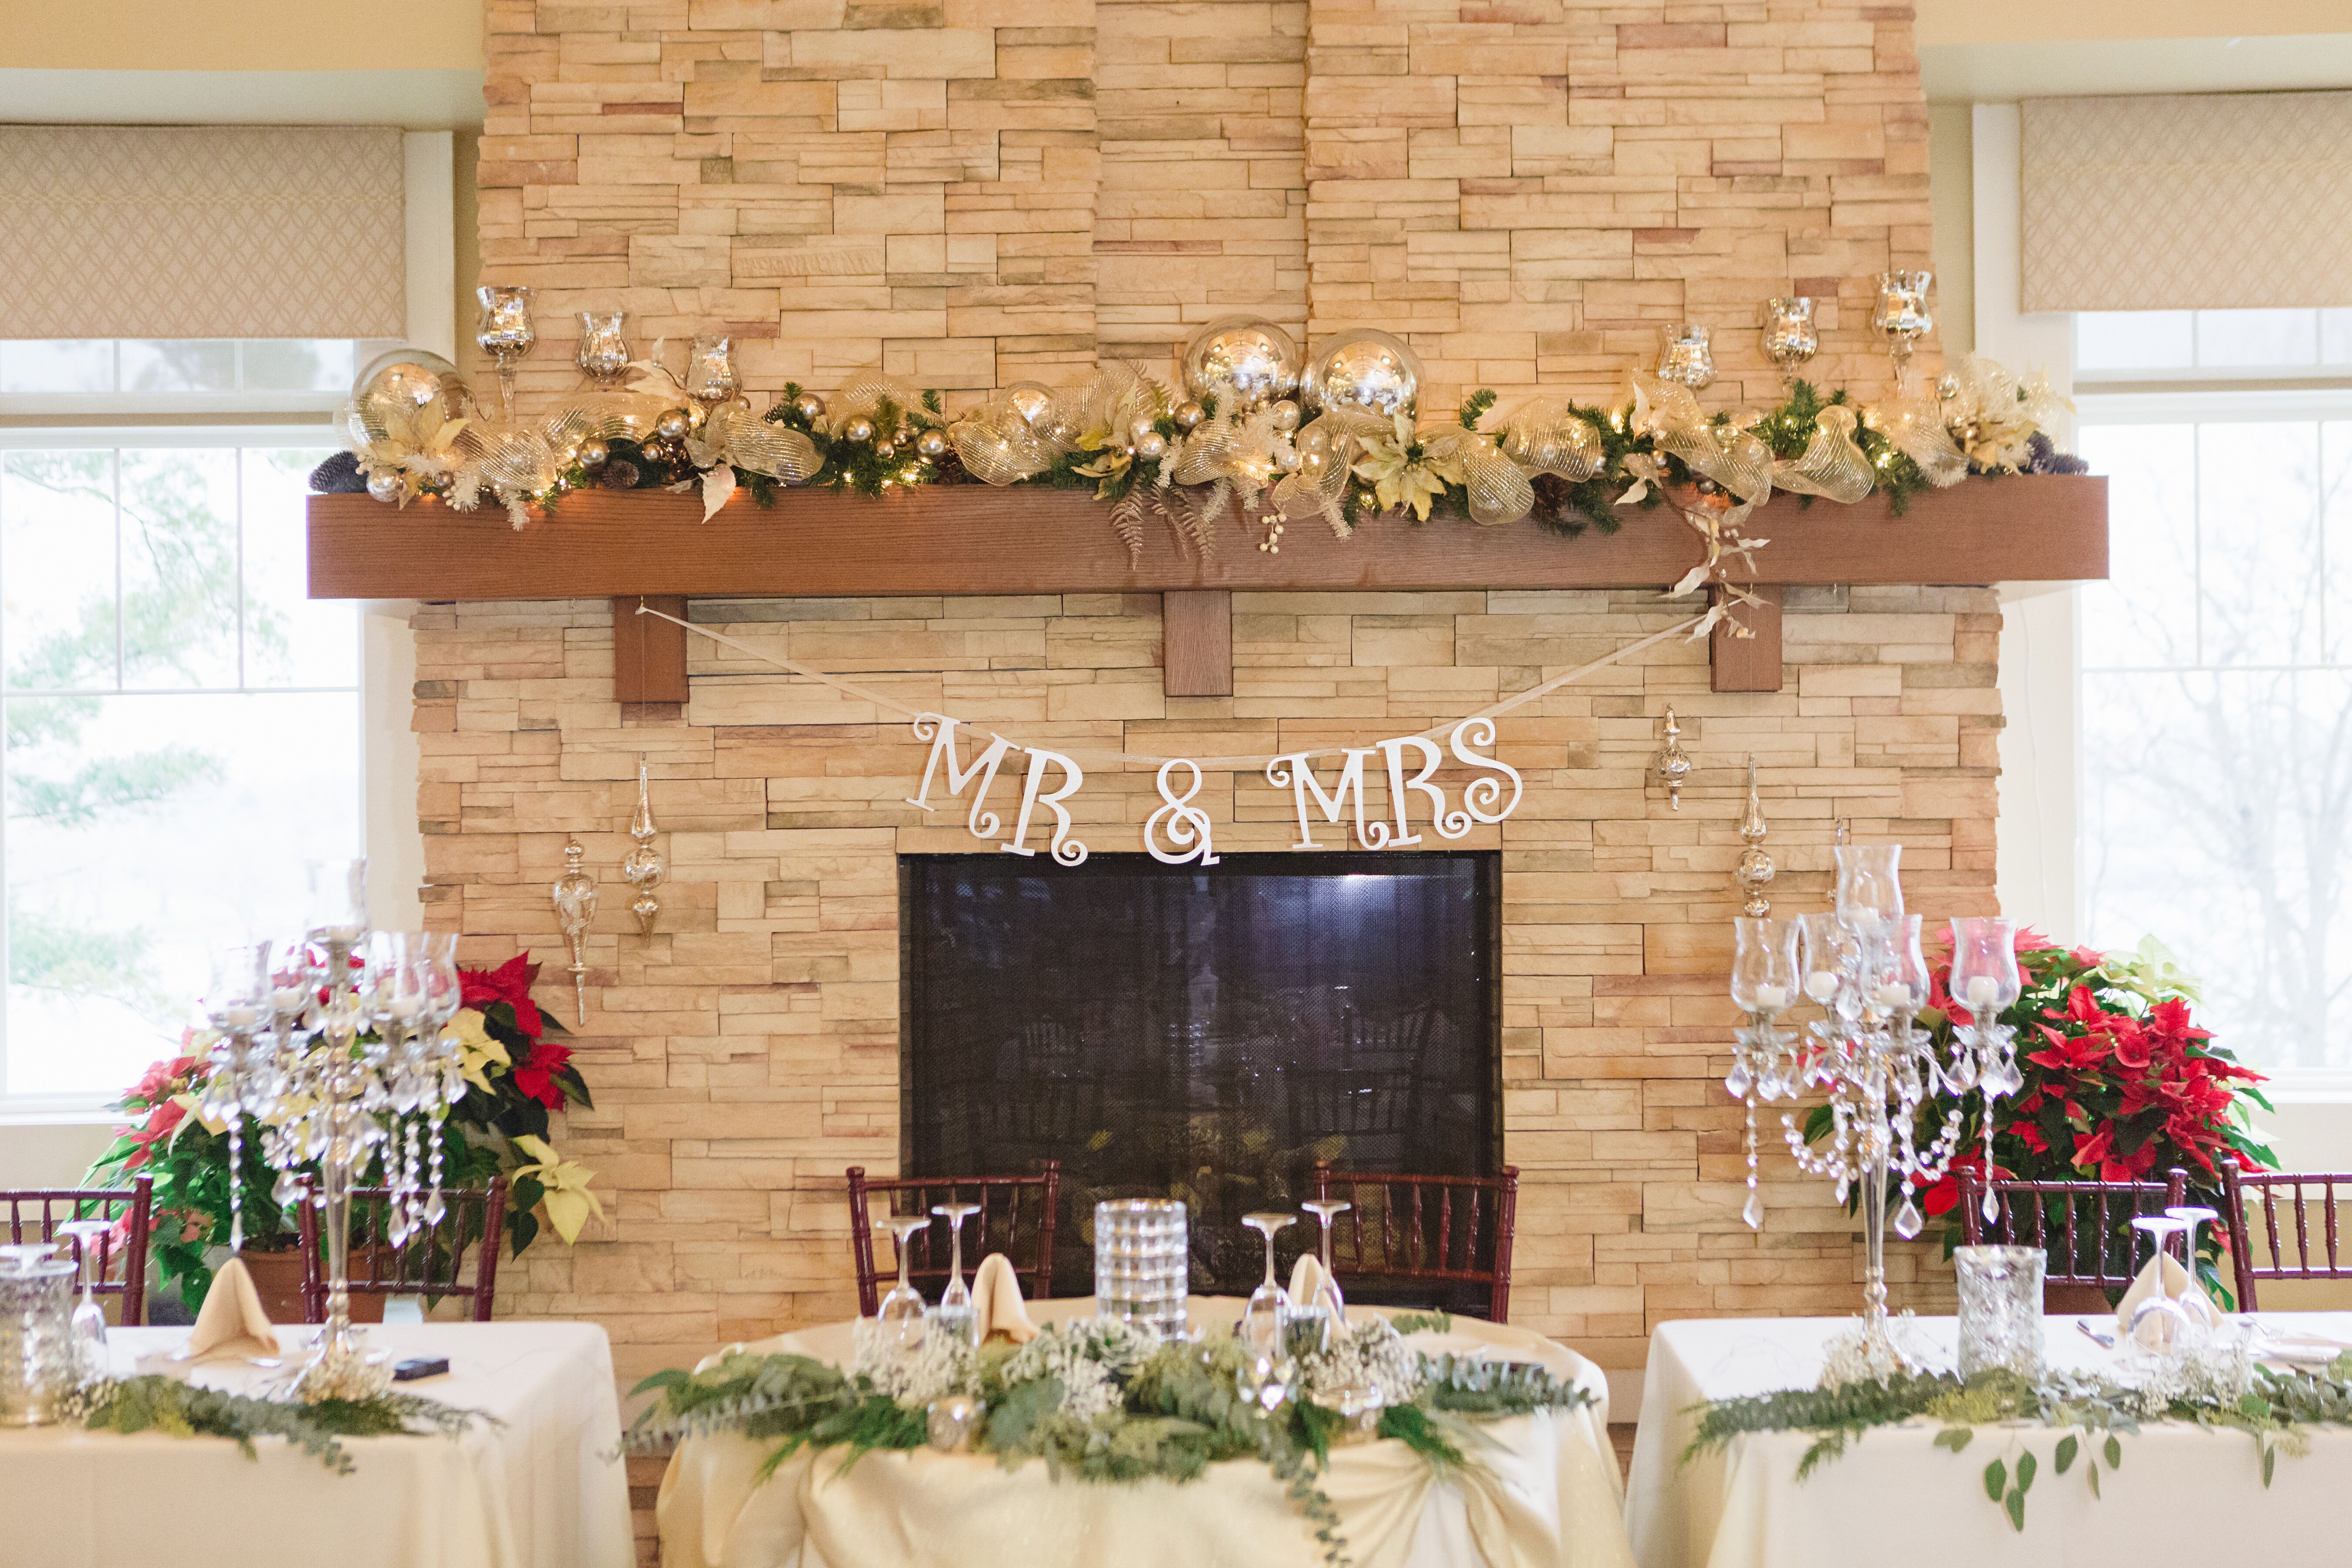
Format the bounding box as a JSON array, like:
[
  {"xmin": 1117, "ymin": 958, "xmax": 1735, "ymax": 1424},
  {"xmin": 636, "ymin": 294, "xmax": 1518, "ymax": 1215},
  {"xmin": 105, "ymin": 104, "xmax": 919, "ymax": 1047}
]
[{"xmin": 899, "ymin": 851, "xmax": 1502, "ymax": 1303}]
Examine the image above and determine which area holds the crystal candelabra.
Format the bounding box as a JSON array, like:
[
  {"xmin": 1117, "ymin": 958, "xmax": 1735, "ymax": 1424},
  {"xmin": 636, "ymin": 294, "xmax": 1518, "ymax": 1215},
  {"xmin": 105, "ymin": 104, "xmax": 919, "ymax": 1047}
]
[
  {"xmin": 1725, "ymin": 844, "xmax": 2022, "ymax": 1379},
  {"xmin": 222, "ymin": 860, "xmax": 469, "ymax": 1397}
]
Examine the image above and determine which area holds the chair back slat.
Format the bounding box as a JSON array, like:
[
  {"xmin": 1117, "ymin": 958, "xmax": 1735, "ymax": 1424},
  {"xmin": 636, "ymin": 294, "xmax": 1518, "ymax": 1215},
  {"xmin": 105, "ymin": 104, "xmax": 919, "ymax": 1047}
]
[
  {"xmin": 845, "ymin": 1163, "xmax": 1060, "ymax": 1317},
  {"xmin": 0, "ymin": 1179, "xmax": 152, "ymax": 1326},
  {"xmin": 1310, "ymin": 1161, "xmax": 1518, "ymax": 1323},
  {"xmin": 1957, "ymin": 1167, "xmax": 2188, "ymax": 1290},
  {"xmin": 2222, "ymin": 1168, "xmax": 2352, "ymax": 1310},
  {"xmin": 294, "ymin": 1178, "xmax": 507, "ymax": 1323}
]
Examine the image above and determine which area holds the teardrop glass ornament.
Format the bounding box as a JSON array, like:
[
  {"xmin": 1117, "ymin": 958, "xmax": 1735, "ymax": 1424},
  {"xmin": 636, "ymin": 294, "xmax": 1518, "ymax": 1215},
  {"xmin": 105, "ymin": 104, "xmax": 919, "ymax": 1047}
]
[
  {"xmin": 1893, "ymin": 1196, "xmax": 1923, "ymax": 1240},
  {"xmin": 1742, "ymin": 1190, "xmax": 1764, "ymax": 1230}
]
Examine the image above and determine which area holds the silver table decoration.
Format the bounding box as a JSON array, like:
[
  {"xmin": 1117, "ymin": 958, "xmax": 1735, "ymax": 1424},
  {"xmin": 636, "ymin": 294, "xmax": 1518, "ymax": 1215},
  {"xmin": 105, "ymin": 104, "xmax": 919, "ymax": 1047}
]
[
  {"xmin": 1956, "ymin": 1244, "xmax": 2044, "ymax": 1378},
  {"xmin": 1094, "ymin": 1198, "xmax": 1189, "ymax": 1340},
  {"xmin": 0, "ymin": 1248, "xmax": 77, "ymax": 1427}
]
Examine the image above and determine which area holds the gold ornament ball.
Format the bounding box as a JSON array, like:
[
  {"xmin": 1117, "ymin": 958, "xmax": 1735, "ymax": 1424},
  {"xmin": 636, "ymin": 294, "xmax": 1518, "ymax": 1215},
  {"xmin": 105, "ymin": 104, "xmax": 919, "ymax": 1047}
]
[
  {"xmin": 843, "ymin": 416, "xmax": 876, "ymax": 444},
  {"xmin": 352, "ymin": 348, "xmax": 461, "ymax": 409},
  {"xmin": 365, "ymin": 471, "xmax": 404, "ymax": 504},
  {"xmin": 1180, "ymin": 315, "xmax": 1301, "ymax": 414},
  {"xmin": 1173, "ymin": 400, "xmax": 1206, "ymax": 432},
  {"xmin": 578, "ymin": 438, "xmax": 609, "ymax": 470},
  {"xmin": 792, "ymin": 392, "xmax": 826, "ymax": 424},
  {"xmin": 655, "ymin": 408, "xmax": 691, "ymax": 441},
  {"xmin": 1268, "ymin": 399, "xmax": 1301, "ymax": 433},
  {"xmin": 1134, "ymin": 431, "xmax": 1169, "ymax": 462},
  {"xmin": 1302, "ymin": 328, "xmax": 1422, "ymax": 419},
  {"xmin": 1004, "ymin": 381, "xmax": 1059, "ymax": 430},
  {"xmin": 916, "ymin": 428, "xmax": 950, "ymax": 460},
  {"xmin": 1127, "ymin": 414, "xmax": 1159, "ymax": 447},
  {"xmin": 875, "ymin": 441, "xmax": 896, "ymax": 460}
]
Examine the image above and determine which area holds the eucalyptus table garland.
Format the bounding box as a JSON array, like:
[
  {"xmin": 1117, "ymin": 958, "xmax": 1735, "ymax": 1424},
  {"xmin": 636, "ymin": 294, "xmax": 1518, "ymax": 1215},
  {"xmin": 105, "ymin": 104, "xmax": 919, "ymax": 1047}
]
[
  {"xmin": 1685, "ymin": 1353, "xmax": 2352, "ymax": 1531},
  {"xmin": 59, "ymin": 1374, "xmax": 488, "ymax": 1475},
  {"xmin": 626, "ymin": 1312, "xmax": 1592, "ymax": 1567}
]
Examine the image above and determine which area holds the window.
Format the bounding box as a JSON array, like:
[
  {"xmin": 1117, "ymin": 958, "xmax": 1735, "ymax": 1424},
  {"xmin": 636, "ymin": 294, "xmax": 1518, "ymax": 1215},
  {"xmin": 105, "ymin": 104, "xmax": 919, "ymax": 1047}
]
[
  {"xmin": 0, "ymin": 420, "xmax": 358, "ymax": 1116},
  {"xmin": 2075, "ymin": 311, "xmax": 2352, "ymax": 1080}
]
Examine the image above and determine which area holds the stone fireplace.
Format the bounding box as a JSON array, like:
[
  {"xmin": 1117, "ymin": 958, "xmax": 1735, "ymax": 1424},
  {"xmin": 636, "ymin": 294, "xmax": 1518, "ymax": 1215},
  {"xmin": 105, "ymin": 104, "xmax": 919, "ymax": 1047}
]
[{"xmin": 418, "ymin": 584, "xmax": 1992, "ymax": 1389}]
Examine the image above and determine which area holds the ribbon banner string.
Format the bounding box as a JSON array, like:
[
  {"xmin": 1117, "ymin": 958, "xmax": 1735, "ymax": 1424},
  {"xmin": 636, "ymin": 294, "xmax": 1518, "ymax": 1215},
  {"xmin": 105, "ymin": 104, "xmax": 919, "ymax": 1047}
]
[{"xmin": 632, "ymin": 602, "xmax": 1707, "ymax": 772}]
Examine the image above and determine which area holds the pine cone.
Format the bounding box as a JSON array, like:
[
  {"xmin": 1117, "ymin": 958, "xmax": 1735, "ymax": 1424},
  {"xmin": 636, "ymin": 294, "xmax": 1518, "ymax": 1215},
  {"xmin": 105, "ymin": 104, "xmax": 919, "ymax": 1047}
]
[{"xmin": 308, "ymin": 451, "xmax": 368, "ymax": 494}]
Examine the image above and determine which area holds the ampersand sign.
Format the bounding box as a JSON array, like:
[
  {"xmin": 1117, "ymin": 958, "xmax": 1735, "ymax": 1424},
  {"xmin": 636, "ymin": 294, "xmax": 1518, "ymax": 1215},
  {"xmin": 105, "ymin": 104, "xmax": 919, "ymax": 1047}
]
[{"xmin": 1143, "ymin": 759, "xmax": 1220, "ymax": 866}]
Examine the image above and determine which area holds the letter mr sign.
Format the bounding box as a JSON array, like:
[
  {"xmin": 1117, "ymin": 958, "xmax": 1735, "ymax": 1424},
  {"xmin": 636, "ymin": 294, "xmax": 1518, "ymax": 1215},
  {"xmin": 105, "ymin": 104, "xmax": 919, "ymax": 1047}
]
[{"xmin": 902, "ymin": 712, "xmax": 1523, "ymax": 867}]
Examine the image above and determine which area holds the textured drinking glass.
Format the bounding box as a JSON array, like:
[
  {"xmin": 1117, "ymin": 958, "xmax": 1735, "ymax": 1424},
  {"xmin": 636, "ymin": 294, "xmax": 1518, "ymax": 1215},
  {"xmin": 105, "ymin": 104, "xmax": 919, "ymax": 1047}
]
[
  {"xmin": 1094, "ymin": 1199, "xmax": 1189, "ymax": 1340},
  {"xmin": 1955, "ymin": 1245, "xmax": 2044, "ymax": 1378},
  {"xmin": 0, "ymin": 1249, "xmax": 76, "ymax": 1427}
]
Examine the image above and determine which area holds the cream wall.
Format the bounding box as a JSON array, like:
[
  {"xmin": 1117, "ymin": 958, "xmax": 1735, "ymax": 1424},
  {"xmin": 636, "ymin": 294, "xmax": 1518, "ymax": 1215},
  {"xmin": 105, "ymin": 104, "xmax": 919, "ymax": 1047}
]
[{"xmin": 0, "ymin": 0, "xmax": 483, "ymax": 70}]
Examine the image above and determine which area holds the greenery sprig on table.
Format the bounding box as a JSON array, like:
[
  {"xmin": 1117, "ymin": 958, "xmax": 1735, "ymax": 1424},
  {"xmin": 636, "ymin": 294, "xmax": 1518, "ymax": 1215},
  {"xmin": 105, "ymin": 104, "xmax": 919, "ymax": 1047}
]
[
  {"xmin": 62, "ymin": 1374, "xmax": 487, "ymax": 1475},
  {"xmin": 626, "ymin": 1315, "xmax": 1592, "ymax": 1568},
  {"xmin": 1686, "ymin": 1356, "xmax": 2352, "ymax": 1531}
]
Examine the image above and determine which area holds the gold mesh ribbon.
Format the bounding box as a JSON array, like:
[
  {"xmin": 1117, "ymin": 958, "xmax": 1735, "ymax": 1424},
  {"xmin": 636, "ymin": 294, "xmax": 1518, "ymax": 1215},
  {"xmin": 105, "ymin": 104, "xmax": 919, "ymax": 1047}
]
[
  {"xmin": 690, "ymin": 402, "xmax": 821, "ymax": 484},
  {"xmin": 950, "ymin": 400, "xmax": 1054, "ymax": 485},
  {"xmin": 1864, "ymin": 394, "xmax": 1968, "ymax": 487},
  {"xmin": 1629, "ymin": 373, "xmax": 1773, "ymax": 503},
  {"xmin": 1500, "ymin": 399, "xmax": 1603, "ymax": 481},
  {"xmin": 828, "ymin": 370, "xmax": 925, "ymax": 439},
  {"xmin": 1770, "ymin": 403, "xmax": 1874, "ymax": 504},
  {"xmin": 1422, "ymin": 428, "xmax": 1534, "ymax": 527}
]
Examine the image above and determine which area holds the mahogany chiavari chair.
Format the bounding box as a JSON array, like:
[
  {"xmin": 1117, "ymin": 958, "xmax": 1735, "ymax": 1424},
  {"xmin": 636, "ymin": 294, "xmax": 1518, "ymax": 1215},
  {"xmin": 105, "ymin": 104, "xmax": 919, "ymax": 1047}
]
[
  {"xmin": 1309, "ymin": 1159, "xmax": 1519, "ymax": 1323},
  {"xmin": 847, "ymin": 1162, "xmax": 1060, "ymax": 1317},
  {"xmin": 297, "ymin": 1176, "xmax": 508, "ymax": 1323},
  {"xmin": 2220, "ymin": 1166, "xmax": 2352, "ymax": 1311},
  {"xmin": 1958, "ymin": 1165, "xmax": 2189, "ymax": 1298},
  {"xmin": 1, "ymin": 1175, "xmax": 152, "ymax": 1325}
]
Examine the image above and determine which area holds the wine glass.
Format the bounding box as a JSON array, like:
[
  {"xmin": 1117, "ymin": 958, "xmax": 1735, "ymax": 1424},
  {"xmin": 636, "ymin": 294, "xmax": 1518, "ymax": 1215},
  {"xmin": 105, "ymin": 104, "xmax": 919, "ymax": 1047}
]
[
  {"xmin": 877, "ymin": 1215, "xmax": 931, "ymax": 1351},
  {"xmin": 2126, "ymin": 1216, "xmax": 2196, "ymax": 1358},
  {"xmin": 1299, "ymin": 1197, "xmax": 1351, "ymax": 1344},
  {"xmin": 2166, "ymin": 1205, "xmax": 2224, "ymax": 1338},
  {"xmin": 54, "ymin": 1219, "xmax": 112, "ymax": 1370},
  {"xmin": 931, "ymin": 1201, "xmax": 983, "ymax": 1343},
  {"xmin": 1240, "ymin": 1212, "xmax": 1296, "ymax": 1356}
]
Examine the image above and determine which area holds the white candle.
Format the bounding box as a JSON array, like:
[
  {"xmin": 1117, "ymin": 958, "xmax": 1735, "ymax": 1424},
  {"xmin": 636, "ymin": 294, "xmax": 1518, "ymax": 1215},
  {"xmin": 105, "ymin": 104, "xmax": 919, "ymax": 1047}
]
[
  {"xmin": 1754, "ymin": 984, "xmax": 1789, "ymax": 1012},
  {"xmin": 220, "ymin": 1004, "xmax": 262, "ymax": 1029},
  {"xmin": 1805, "ymin": 971, "xmax": 1840, "ymax": 1004},
  {"xmin": 1965, "ymin": 975, "xmax": 1999, "ymax": 1010},
  {"xmin": 1874, "ymin": 982, "xmax": 1910, "ymax": 1010}
]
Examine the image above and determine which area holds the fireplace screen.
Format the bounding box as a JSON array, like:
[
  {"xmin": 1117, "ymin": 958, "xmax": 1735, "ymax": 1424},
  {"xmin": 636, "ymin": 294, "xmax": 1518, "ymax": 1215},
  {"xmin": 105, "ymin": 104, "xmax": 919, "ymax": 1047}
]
[{"xmin": 899, "ymin": 852, "xmax": 1501, "ymax": 1301}]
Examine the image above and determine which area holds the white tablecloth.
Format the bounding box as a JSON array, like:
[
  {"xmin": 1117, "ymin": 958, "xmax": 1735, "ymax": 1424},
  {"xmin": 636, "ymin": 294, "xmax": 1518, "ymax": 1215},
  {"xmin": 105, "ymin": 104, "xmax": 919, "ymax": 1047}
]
[
  {"xmin": 659, "ymin": 1296, "xmax": 1636, "ymax": 1568},
  {"xmin": 0, "ymin": 1321, "xmax": 635, "ymax": 1568},
  {"xmin": 1626, "ymin": 1312, "xmax": 2352, "ymax": 1568}
]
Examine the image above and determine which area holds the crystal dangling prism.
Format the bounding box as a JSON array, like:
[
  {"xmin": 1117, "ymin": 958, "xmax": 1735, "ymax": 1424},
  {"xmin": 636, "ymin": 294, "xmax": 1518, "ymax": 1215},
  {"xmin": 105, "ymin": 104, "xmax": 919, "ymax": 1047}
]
[
  {"xmin": 1724, "ymin": 1062, "xmax": 1752, "ymax": 1098},
  {"xmin": 1893, "ymin": 1195, "xmax": 1923, "ymax": 1239},
  {"xmin": 1981, "ymin": 1189, "xmax": 2001, "ymax": 1224},
  {"xmin": 1742, "ymin": 1190, "xmax": 1764, "ymax": 1229}
]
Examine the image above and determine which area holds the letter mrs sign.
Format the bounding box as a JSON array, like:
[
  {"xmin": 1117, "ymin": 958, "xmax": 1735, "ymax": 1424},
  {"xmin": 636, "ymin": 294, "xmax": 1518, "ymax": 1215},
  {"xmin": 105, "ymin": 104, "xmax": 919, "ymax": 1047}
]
[{"xmin": 903, "ymin": 713, "xmax": 1522, "ymax": 866}]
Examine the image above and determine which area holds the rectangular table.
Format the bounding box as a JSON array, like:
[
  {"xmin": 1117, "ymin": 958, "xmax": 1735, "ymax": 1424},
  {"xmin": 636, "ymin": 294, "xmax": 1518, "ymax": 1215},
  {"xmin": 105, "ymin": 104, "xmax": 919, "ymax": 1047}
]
[
  {"xmin": 0, "ymin": 1321, "xmax": 636, "ymax": 1568},
  {"xmin": 1625, "ymin": 1312, "xmax": 2352, "ymax": 1568}
]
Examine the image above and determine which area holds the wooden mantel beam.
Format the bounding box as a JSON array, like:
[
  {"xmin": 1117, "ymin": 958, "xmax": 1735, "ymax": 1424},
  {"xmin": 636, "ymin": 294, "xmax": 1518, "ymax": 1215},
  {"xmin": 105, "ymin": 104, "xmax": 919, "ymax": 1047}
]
[{"xmin": 310, "ymin": 477, "xmax": 2107, "ymax": 698}]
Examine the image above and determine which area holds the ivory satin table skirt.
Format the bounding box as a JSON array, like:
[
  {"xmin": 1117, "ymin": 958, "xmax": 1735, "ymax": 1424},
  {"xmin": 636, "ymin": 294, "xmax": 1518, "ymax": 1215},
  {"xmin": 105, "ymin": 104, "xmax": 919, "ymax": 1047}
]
[
  {"xmin": 1625, "ymin": 1312, "xmax": 2352, "ymax": 1568},
  {"xmin": 658, "ymin": 1296, "xmax": 1637, "ymax": 1568},
  {"xmin": 0, "ymin": 1321, "xmax": 636, "ymax": 1568}
]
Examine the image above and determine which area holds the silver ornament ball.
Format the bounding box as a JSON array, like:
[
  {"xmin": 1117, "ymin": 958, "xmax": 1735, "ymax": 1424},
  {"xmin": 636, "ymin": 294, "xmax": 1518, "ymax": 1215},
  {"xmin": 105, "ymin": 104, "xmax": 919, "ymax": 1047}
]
[
  {"xmin": 792, "ymin": 392, "xmax": 827, "ymax": 424},
  {"xmin": 916, "ymin": 428, "xmax": 950, "ymax": 460},
  {"xmin": 843, "ymin": 416, "xmax": 876, "ymax": 444},
  {"xmin": 1302, "ymin": 328, "xmax": 1422, "ymax": 419},
  {"xmin": 1134, "ymin": 431, "xmax": 1169, "ymax": 463},
  {"xmin": 578, "ymin": 438, "xmax": 610, "ymax": 470},
  {"xmin": 655, "ymin": 408, "xmax": 692, "ymax": 441},
  {"xmin": 352, "ymin": 348, "xmax": 461, "ymax": 409},
  {"xmin": 366, "ymin": 471, "xmax": 404, "ymax": 504},
  {"xmin": 1004, "ymin": 381, "xmax": 1059, "ymax": 430},
  {"xmin": 1268, "ymin": 399, "xmax": 1301, "ymax": 433},
  {"xmin": 1173, "ymin": 400, "xmax": 1206, "ymax": 432},
  {"xmin": 1180, "ymin": 315, "xmax": 1301, "ymax": 414},
  {"xmin": 875, "ymin": 441, "xmax": 896, "ymax": 459},
  {"xmin": 1128, "ymin": 414, "xmax": 1160, "ymax": 447}
]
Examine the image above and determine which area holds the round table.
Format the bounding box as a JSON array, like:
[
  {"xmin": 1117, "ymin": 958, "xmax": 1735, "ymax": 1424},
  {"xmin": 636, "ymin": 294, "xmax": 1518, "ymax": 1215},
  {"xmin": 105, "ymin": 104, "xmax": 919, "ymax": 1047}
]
[{"xmin": 657, "ymin": 1298, "xmax": 1636, "ymax": 1568}]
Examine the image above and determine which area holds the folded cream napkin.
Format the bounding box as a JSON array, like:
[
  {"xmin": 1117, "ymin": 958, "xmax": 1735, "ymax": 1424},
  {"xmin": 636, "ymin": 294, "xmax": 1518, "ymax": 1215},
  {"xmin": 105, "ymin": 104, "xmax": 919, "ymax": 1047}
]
[
  {"xmin": 970, "ymin": 1252, "xmax": 1037, "ymax": 1344},
  {"xmin": 2113, "ymin": 1251, "xmax": 2216, "ymax": 1336},
  {"xmin": 182, "ymin": 1256, "xmax": 282, "ymax": 1362},
  {"xmin": 1288, "ymin": 1253, "xmax": 1329, "ymax": 1310}
]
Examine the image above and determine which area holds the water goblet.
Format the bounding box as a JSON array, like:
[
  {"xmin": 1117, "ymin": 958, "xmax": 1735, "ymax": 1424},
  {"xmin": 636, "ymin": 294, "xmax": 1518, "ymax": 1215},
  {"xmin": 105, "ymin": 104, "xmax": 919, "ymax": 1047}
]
[
  {"xmin": 1240, "ymin": 1211, "xmax": 1296, "ymax": 1356},
  {"xmin": 2166, "ymin": 1206, "xmax": 2224, "ymax": 1338},
  {"xmin": 475, "ymin": 284, "xmax": 537, "ymax": 420},
  {"xmin": 2126, "ymin": 1216, "xmax": 2195, "ymax": 1360},
  {"xmin": 931, "ymin": 1201, "xmax": 983, "ymax": 1344},
  {"xmin": 877, "ymin": 1215, "xmax": 931, "ymax": 1351},
  {"xmin": 54, "ymin": 1219, "xmax": 112, "ymax": 1370},
  {"xmin": 1299, "ymin": 1197, "xmax": 1351, "ymax": 1342}
]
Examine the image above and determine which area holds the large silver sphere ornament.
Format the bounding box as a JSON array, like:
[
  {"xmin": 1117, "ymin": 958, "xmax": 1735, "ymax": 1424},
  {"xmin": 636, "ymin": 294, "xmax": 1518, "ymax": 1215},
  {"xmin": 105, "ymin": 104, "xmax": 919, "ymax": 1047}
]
[
  {"xmin": 1268, "ymin": 399, "xmax": 1301, "ymax": 433},
  {"xmin": 352, "ymin": 348, "xmax": 462, "ymax": 409},
  {"xmin": 1173, "ymin": 400, "xmax": 1206, "ymax": 432},
  {"xmin": 1004, "ymin": 381, "xmax": 1059, "ymax": 429},
  {"xmin": 1302, "ymin": 329, "xmax": 1422, "ymax": 419},
  {"xmin": 655, "ymin": 407, "xmax": 692, "ymax": 442},
  {"xmin": 875, "ymin": 441, "xmax": 896, "ymax": 460},
  {"xmin": 1134, "ymin": 430, "xmax": 1169, "ymax": 463},
  {"xmin": 1181, "ymin": 316, "xmax": 1301, "ymax": 414},
  {"xmin": 1296, "ymin": 421, "xmax": 1331, "ymax": 457},
  {"xmin": 843, "ymin": 416, "xmax": 877, "ymax": 444},
  {"xmin": 792, "ymin": 392, "xmax": 827, "ymax": 424},
  {"xmin": 1129, "ymin": 414, "xmax": 1161, "ymax": 447},
  {"xmin": 365, "ymin": 471, "xmax": 405, "ymax": 504},
  {"xmin": 916, "ymin": 427, "xmax": 950, "ymax": 460},
  {"xmin": 578, "ymin": 438, "xmax": 610, "ymax": 470}
]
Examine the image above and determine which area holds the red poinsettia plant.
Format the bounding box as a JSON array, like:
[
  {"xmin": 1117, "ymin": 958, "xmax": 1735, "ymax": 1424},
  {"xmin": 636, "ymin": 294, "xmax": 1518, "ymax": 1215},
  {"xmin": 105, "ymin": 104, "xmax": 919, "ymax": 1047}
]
[{"xmin": 1910, "ymin": 929, "xmax": 2274, "ymax": 1294}]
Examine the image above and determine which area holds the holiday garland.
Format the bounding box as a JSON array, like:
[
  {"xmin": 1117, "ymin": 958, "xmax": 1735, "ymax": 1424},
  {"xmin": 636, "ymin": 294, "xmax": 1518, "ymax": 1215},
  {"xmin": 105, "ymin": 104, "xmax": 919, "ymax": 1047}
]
[
  {"xmin": 61, "ymin": 1373, "xmax": 487, "ymax": 1474},
  {"xmin": 627, "ymin": 1313, "xmax": 1593, "ymax": 1567},
  {"xmin": 1685, "ymin": 1354, "xmax": 2352, "ymax": 1531}
]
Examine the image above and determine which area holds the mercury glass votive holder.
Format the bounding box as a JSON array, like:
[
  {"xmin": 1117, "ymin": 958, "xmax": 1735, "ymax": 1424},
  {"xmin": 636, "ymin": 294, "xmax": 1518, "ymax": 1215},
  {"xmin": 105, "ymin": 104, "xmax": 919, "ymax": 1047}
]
[
  {"xmin": 0, "ymin": 1254, "xmax": 78, "ymax": 1428},
  {"xmin": 1955, "ymin": 1244, "xmax": 2044, "ymax": 1379},
  {"xmin": 1094, "ymin": 1198, "xmax": 1189, "ymax": 1341}
]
